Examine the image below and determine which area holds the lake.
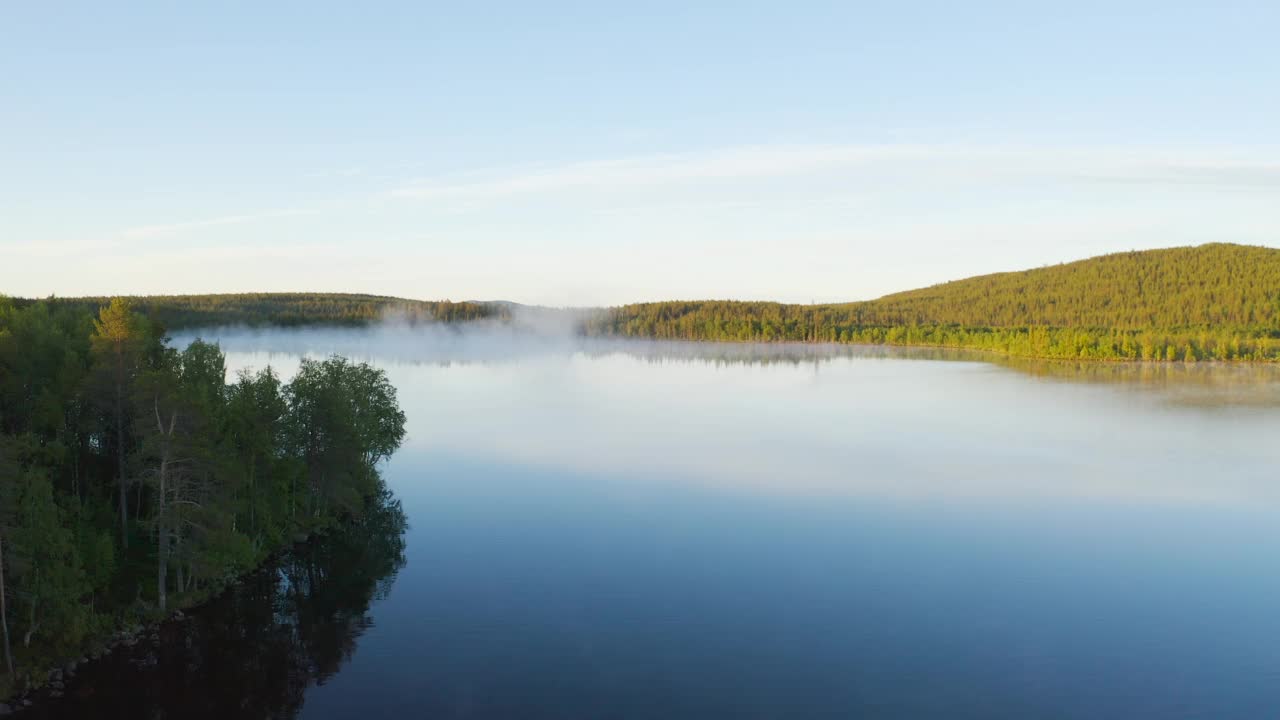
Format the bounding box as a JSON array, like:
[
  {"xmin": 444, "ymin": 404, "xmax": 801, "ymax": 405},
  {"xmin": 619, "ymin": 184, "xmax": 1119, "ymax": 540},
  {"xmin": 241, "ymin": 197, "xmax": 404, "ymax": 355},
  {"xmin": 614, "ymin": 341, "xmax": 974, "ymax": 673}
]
[{"xmin": 34, "ymin": 326, "xmax": 1280, "ymax": 719}]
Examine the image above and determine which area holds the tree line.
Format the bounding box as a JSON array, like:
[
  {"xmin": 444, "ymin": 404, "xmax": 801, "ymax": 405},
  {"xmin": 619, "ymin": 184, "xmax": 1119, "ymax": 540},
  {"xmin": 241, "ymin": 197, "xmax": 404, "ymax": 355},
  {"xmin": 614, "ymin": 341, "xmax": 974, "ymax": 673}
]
[
  {"xmin": 0, "ymin": 297, "xmax": 406, "ymax": 697},
  {"xmin": 582, "ymin": 244, "xmax": 1280, "ymax": 361},
  {"xmin": 14, "ymin": 243, "xmax": 1280, "ymax": 362},
  {"xmin": 13, "ymin": 294, "xmax": 508, "ymax": 330}
]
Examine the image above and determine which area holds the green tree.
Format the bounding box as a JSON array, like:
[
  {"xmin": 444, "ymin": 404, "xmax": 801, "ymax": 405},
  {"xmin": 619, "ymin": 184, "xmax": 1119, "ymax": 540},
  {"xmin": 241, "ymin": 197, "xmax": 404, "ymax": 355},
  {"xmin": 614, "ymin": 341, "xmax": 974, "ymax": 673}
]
[
  {"xmin": 90, "ymin": 298, "xmax": 148, "ymax": 548},
  {"xmin": 226, "ymin": 368, "xmax": 287, "ymax": 542},
  {"xmin": 0, "ymin": 440, "xmax": 16, "ymax": 679},
  {"xmin": 284, "ymin": 357, "xmax": 406, "ymax": 521},
  {"xmin": 0, "ymin": 299, "xmax": 409, "ymax": 698},
  {"xmin": 134, "ymin": 350, "xmax": 220, "ymax": 612},
  {"xmin": 2, "ymin": 441, "xmax": 88, "ymax": 653}
]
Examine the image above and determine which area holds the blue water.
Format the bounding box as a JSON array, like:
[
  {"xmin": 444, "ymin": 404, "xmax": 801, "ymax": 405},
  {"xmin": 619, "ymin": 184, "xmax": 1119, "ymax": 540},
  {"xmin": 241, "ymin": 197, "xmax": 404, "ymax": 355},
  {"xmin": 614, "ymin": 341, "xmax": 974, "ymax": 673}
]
[{"xmin": 100, "ymin": 329, "xmax": 1280, "ymax": 717}]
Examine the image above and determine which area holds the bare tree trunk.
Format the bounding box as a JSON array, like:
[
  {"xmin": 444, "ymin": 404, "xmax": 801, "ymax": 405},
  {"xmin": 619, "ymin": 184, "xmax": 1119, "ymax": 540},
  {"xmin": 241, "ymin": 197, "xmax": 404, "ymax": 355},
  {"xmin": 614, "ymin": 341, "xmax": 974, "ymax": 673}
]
[
  {"xmin": 0, "ymin": 535, "xmax": 14, "ymax": 677},
  {"xmin": 22, "ymin": 599, "xmax": 36, "ymax": 648},
  {"xmin": 174, "ymin": 536, "xmax": 184, "ymax": 598},
  {"xmin": 249, "ymin": 455, "xmax": 256, "ymax": 534},
  {"xmin": 154, "ymin": 402, "xmax": 175, "ymax": 613},
  {"xmin": 135, "ymin": 474, "xmax": 144, "ymax": 522},
  {"xmin": 70, "ymin": 439, "xmax": 80, "ymax": 501},
  {"xmin": 157, "ymin": 522, "xmax": 168, "ymax": 613},
  {"xmin": 116, "ymin": 380, "xmax": 128, "ymax": 549}
]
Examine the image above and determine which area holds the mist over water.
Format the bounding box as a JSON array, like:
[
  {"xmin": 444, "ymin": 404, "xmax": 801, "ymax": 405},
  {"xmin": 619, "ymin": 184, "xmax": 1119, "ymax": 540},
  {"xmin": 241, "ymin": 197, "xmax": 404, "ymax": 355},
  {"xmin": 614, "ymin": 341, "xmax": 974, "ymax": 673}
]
[
  {"xmin": 87, "ymin": 326, "xmax": 1280, "ymax": 718},
  {"xmin": 176, "ymin": 321, "xmax": 944, "ymax": 368}
]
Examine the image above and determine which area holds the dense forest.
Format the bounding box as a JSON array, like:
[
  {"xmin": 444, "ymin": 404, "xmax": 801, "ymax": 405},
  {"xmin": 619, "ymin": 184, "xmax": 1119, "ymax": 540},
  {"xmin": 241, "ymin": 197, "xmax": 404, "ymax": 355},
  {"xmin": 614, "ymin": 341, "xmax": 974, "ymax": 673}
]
[
  {"xmin": 583, "ymin": 244, "xmax": 1280, "ymax": 361},
  {"xmin": 12, "ymin": 243, "xmax": 1280, "ymax": 362},
  {"xmin": 12, "ymin": 294, "xmax": 506, "ymax": 330},
  {"xmin": 0, "ymin": 297, "xmax": 406, "ymax": 701},
  {"xmin": 21, "ymin": 489, "xmax": 407, "ymax": 719}
]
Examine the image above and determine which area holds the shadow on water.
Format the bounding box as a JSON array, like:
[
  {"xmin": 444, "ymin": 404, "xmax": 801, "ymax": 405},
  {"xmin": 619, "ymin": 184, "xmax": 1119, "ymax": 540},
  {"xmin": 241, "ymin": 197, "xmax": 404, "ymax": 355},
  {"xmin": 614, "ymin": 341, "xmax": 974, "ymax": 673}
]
[{"xmin": 29, "ymin": 486, "xmax": 408, "ymax": 720}]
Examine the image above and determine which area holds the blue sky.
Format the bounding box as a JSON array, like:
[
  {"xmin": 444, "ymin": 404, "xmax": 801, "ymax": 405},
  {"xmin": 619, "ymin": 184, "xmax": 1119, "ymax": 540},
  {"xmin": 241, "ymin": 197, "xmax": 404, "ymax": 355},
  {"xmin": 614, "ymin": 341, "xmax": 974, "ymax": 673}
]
[{"xmin": 4, "ymin": 1, "xmax": 1279, "ymax": 305}]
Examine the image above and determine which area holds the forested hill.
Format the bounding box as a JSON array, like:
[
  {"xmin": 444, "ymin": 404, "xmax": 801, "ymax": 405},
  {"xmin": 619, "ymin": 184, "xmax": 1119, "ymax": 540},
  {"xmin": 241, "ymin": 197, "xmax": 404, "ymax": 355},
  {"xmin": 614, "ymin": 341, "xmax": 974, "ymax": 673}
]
[
  {"xmin": 584, "ymin": 243, "xmax": 1280, "ymax": 361},
  {"xmin": 13, "ymin": 293, "xmax": 508, "ymax": 330},
  {"xmin": 9, "ymin": 243, "xmax": 1280, "ymax": 360},
  {"xmin": 858, "ymin": 243, "xmax": 1280, "ymax": 328}
]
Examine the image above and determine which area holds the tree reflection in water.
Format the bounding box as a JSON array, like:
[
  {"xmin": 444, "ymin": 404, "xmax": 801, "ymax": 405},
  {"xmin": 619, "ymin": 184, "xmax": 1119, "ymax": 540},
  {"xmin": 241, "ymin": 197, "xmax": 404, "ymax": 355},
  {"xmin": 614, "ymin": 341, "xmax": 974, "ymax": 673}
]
[{"xmin": 32, "ymin": 484, "xmax": 408, "ymax": 720}]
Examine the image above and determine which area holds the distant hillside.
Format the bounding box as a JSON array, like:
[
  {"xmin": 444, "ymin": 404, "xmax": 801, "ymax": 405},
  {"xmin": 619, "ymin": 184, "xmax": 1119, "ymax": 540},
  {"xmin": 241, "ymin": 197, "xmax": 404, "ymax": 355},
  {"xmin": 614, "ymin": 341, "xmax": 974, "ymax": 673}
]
[
  {"xmin": 584, "ymin": 243, "xmax": 1280, "ymax": 361},
  {"xmin": 14, "ymin": 293, "xmax": 508, "ymax": 330},
  {"xmin": 859, "ymin": 243, "xmax": 1280, "ymax": 328},
  {"xmin": 9, "ymin": 244, "xmax": 1280, "ymax": 361}
]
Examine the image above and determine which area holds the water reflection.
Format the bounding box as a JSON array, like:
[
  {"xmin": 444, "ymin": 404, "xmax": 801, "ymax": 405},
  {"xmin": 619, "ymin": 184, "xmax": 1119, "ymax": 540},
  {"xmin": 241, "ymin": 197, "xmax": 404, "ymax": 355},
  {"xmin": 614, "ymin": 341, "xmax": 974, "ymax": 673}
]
[
  {"xmin": 176, "ymin": 325, "xmax": 1280, "ymax": 408},
  {"xmin": 994, "ymin": 356, "xmax": 1280, "ymax": 407},
  {"xmin": 128, "ymin": 327, "xmax": 1280, "ymax": 718},
  {"xmin": 35, "ymin": 485, "xmax": 407, "ymax": 720}
]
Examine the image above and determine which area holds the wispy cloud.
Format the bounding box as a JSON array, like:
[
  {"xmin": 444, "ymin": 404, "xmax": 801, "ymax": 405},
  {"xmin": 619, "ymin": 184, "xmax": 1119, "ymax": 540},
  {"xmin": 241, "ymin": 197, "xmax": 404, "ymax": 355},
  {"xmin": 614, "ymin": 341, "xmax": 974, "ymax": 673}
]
[
  {"xmin": 391, "ymin": 144, "xmax": 946, "ymax": 201},
  {"xmin": 135, "ymin": 241, "xmax": 355, "ymax": 263},
  {"xmin": 6, "ymin": 208, "xmax": 315, "ymax": 258},
  {"xmin": 302, "ymin": 167, "xmax": 367, "ymax": 180},
  {"xmin": 117, "ymin": 208, "xmax": 314, "ymax": 240},
  {"xmin": 390, "ymin": 143, "xmax": 1280, "ymax": 204},
  {"xmin": 5, "ymin": 238, "xmax": 116, "ymax": 259},
  {"xmin": 1075, "ymin": 161, "xmax": 1280, "ymax": 188}
]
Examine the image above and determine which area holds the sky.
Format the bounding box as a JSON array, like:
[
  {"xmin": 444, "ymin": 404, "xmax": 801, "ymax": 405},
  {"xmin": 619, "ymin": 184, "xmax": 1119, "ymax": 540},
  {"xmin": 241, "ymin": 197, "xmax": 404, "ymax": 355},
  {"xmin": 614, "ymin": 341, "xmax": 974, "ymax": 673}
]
[{"xmin": 3, "ymin": 1, "xmax": 1279, "ymax": 306}]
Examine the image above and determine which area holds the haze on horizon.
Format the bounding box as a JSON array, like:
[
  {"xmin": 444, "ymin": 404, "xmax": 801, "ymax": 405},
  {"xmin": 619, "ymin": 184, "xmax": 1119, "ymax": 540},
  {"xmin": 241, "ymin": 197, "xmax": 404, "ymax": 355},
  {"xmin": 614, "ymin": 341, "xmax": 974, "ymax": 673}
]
[{"xmin": 4, "ymin": 1, "xmax": 1280, "ymax": 306}]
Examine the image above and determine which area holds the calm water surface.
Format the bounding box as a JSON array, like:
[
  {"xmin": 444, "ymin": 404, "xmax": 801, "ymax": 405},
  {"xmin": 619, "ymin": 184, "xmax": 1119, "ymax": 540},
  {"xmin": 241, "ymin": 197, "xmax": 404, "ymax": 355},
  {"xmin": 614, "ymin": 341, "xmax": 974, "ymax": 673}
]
[{"xmin": 39, "ymin": 328, "xmax": 1280, "ymax": 719}]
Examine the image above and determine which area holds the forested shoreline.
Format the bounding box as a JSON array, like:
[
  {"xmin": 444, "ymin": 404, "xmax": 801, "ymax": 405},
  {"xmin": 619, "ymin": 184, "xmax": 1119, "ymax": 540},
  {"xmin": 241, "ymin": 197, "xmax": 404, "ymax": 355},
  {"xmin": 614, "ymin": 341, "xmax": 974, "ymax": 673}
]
[
  {"xmin": 16, "ymin": 243, "xmax": 1280, "ymax": 363},
  {"xmin": 585, "ymin": 243, "xmax": 1280, "ymax": 361},
  {"xmin": 0, "ymin": 298, "xmax": 406, "ymax": 703},
  {"xmin": 0, "ymin": 242, "xmax": 1277, "ymax": 708},
  {"xmin": 583, "ymin": 310, "xmax": 1280, "ymax": 361},
  {"xmin": 11, "ymin": 294, "xmax": 505, "ymax": 330}
]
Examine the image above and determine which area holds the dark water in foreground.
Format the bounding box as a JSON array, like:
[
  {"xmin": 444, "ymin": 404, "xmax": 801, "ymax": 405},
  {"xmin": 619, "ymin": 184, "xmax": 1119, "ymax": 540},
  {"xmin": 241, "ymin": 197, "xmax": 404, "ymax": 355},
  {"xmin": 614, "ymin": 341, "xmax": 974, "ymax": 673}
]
[
  {"xmin": 33, "ymin": 330, "xmax": 1280, "ymax": 719},
  {"xmin": 28, "ymin": 490, "xmax": 407, "ymax": 719}
]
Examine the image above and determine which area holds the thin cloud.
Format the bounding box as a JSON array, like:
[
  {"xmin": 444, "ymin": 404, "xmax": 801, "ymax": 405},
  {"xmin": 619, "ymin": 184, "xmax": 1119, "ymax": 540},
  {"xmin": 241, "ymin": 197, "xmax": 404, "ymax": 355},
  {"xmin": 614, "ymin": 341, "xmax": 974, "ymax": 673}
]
[
  {"xmin": 5, "ymin": 237, "xmax": 120, "ymax": 259},
  {"xmin": 390, "ymin": 144, "xmax": 1280, "ymax": 204},
  {"xmin": 1075, "ymin": 161, "xmax": 1280, "ymax": 188},
  {"xmin": 6, "ymin": 208, "xmax": 317, "ymax": 258},
  {"xmin": 118, "ymin": 208, "xmax": 314, "ymax": 240},
  {"xmin": 391, "ymin": 144, "xmax": 946, "ymax": 201},
  {"xmin": 136, "ymin": 241, "xmax": 355, "ymax": 263},
  {"xmin": 302, "ymin": 167, "xmax": 367, "ymax": 179}
]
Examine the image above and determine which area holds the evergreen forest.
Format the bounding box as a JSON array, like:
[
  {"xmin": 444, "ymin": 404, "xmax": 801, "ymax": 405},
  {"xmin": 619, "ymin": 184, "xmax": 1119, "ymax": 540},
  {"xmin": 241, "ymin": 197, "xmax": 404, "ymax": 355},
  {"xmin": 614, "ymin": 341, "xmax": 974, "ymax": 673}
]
[
  {"xmin": 19, "ymin": 244, "xmax": 1280, "ymax": 362},
  {"xmin": 11, "ymin": 294, "xmax": 505, "ymax": 330},
  {"xmin": 583, "ymin": 244, "xmax": 1280, "ymax": 361},
  {"xmin": 0, "ymin": 297, "xmax": 406, "ymax": 699}
]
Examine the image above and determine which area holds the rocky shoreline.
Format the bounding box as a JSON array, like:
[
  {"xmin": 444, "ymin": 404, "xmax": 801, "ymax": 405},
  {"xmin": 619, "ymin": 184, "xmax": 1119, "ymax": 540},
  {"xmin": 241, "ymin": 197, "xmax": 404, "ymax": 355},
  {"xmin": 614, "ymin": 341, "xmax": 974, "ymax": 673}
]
[
  {"xmin": 0, "ymin": 530, "xmax": 320, "ymax": 716},
  {"xmin": 0, "ymin": 607, "xmax": 194, "ymax": 716}
]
